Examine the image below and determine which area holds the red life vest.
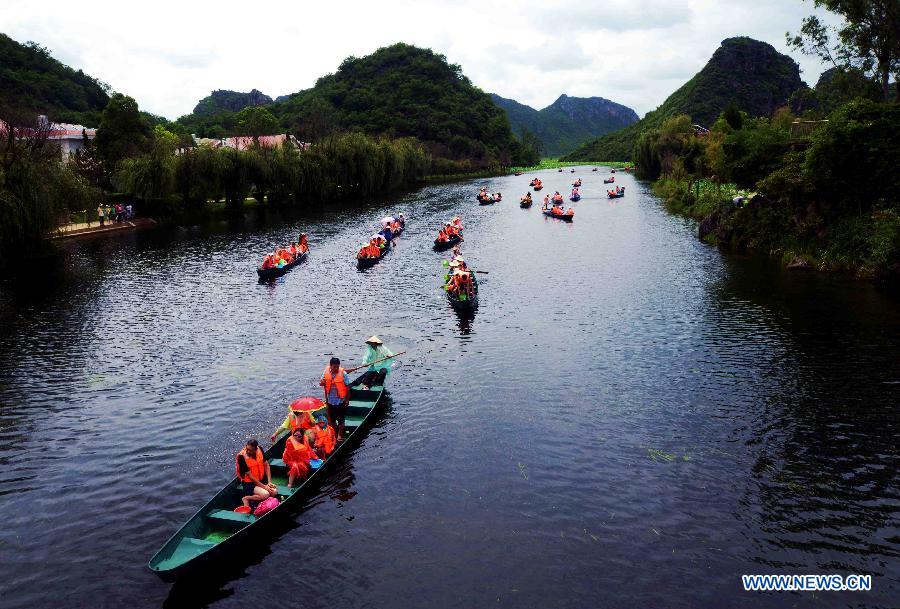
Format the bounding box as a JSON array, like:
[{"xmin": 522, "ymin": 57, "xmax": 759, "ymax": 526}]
[
  {"xmin": 236, "ymin": 447, "xmax": 265, "ymax": 483},
  {"xmin": 322, "ymin": 366, "xmax": 348, "ymax": 400}
]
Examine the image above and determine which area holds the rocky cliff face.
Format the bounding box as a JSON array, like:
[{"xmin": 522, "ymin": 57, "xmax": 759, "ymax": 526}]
[{"xmin": 192, "ymin": 89, "xmax": 273, "ymax": 116}]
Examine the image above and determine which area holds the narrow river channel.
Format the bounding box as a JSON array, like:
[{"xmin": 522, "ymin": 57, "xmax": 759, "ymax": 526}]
[{"xmin": 1, "ymin": 167, "xmax": 897, "ymax": 609}]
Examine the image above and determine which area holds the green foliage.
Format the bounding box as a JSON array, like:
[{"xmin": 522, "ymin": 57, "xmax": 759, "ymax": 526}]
[
  {"xmin": 166, "ymin": 133, "xmax": 428, "ymax": 210},
  {"xmin": 192, "ymin": 89, "xmax": 273, "ymax": 116},
  {"xmin": 788, "ymin": 1, "xmax": 900, "ymax": 101},
  {"xmin": 563, "ymin": 37, "xmax": 803, "ymax": 162},
  {"xmin": 813, "ymin": 67, "xmax": 883, "ymax": 113},
  {"xmin": 802, "ymin": 99, "xmax": 900, "ymax": 218},
  {"xmin": 722, "ymin": 101, "xmax": 743, "ymax": 129},
  {"xmin": 95, "ymin": 94, "xmax": 152, "ymax": 165},
  {"xmin": 178, "ymin": 43, "xmax": 529, "ymax": 170},
  {"xmin": 0, "ymin": 115, "xmax": 101, "ymax": 267},
  {"xmin": 0, "ymin": 33, "xmax": 109, "ymax": 124},
  {"xmin": 720, "ymin": 116, "xmax": 790, "ymax": 188},
  {"xmin": 651, "ymin": 97, "xmax": 900, "ymax": 278},
  {"xmin": 634, "ymin": 115, "xmax": 703, "ymax": 180},
  {"xmin": 235, "ymin": 107, "xmax": 279, "ymax": 138}
]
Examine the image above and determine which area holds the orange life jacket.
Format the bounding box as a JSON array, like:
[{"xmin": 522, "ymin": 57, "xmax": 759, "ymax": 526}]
[
  {"xmin": 236, "ymin": 447, "xmax": 265, "ymax": 483},
  {"xmin": 315, "ymin": 425, "xmax": 336, "ymax": 455},
  {"xmin": 322, "ymin": 366, "xmax": 348, "ymax": 400},
  {"xmin": 283, "ymin": 435, "xmax": 315, "ymax": 465},
  {"xmin": 289, "ymin": 411, "xmax": 315, "ymax": 433}
]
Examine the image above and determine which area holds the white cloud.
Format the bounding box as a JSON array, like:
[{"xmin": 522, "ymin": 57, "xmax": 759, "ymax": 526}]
[{"xmin": 0, "ymin": 0, "xmax": 840, "ymax": 120}]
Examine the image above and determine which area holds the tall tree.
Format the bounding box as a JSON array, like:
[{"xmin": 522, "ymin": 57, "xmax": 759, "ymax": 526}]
[
  {"xmin": 788, "ymin": 0, "xmax": 900, "ymax": 101},
  {"xmin": 235, "ymin": 106, "xmax": 279, "ymax": 140},
  {"xmin": 94, "ymin": 94, "xmax": 151, "ymax": 166}
]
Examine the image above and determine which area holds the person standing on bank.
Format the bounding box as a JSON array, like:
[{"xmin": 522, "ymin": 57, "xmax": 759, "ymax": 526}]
[{"xmin": 320, "ymin": 357, "xmax": 350, "ymax": 442}]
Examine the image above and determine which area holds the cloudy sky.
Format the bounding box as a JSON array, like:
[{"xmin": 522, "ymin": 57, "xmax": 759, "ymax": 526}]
[{"xmin": 1, "ymin": 0, "xmax": 839, "ymax": 120}]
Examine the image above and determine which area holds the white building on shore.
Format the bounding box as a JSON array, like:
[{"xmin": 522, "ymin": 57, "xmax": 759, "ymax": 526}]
[{"xmin": 47, "ymin": 122, "xmax": 97, "ymax": 161}]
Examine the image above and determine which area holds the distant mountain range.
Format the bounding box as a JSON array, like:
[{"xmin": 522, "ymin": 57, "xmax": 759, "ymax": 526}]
[
  {"xmin": 562, "ymin": 37, "xmax": 805, "ymax": 161},
  {"xmin": 489, "ymin": 93, "xmax": 638, "ymax": 157}
]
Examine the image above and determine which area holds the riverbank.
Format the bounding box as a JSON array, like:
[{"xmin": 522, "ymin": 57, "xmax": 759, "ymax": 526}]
[
  {"xmin": 653, "ymin": 176, "xmax": 900, "ymax": 284},
  {"xmin": 51, "ymin": 217, "xmax": 157, "ymax": 240},
  {"xmin": 509, "ymin": 159, "xmax": 629, "ymax": 172},
  {"xmin": 635, "ymin": 101, "xmax": 899, "ymax": 285}
]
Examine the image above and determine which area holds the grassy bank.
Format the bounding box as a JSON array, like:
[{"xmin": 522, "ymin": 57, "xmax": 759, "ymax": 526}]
[{"xmin": 509, "ymin": 159, "xmax": 629, "ymax": 172}]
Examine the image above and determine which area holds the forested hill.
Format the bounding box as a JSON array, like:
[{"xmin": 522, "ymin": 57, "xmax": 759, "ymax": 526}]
[
  {"xmin": 192, "ymin": 89, "xmax": 273, "ymax": 116},
  {"xmin": 490, "ymin": 93, "xmax": 638, "ymax": 156},
  {"xmin": 178, "ymin": 43, "xmax": 535, "ymax": 169},
  {"xmin": 562, "ymin": 37, "xmax": 804, "ymax": 161},
  {"xmin": 0, "ymin": 33, "xmax": 109, "ymax": 125}
]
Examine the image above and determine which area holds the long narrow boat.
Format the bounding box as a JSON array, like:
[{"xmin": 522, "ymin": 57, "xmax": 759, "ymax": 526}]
[
  {"xmin": 257, "ymin": 251, "xmax": 308, "ymax": 281},
  {"xmin": 607, "ymin": 191, "xmax": 625, "ymax": 199},
  {"xmin": 520, "ymin": 198, "xmax": 533, "ymax": 208},
  {"xmin": 478, "ymin": 197, "xmax": 497, "ymax": 205},
  {"xmin": 604, "ymin": 178, "xmax": 614, "ymax": 184},
  {"xmin": 533, "ymin": 185, "xmax": 543, "ymax": 191},
  {"xmin": 543, "ymin": 209, "xmax": 574, "ymax": 222},
  {"xmin": 433, "ymin": 233, "xmax": 463, "ymax": 251},
  {"xmin": 148, "ymin": 360, "xmax": 390, "ymax": 581},
  {"xmin": 446, "ymin": 273, "xmax": 479, "ymax": 310},
  {"xmin": 569, "ymin": 194, "xmax": 581, "ymax": 202}
]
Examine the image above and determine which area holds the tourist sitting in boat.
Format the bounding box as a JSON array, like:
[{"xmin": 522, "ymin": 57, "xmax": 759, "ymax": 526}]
[
  {"xmin": 321, "ymin": 357, "xmax": 351, "ymax": 442},
  {"xmin": 520, "ymin": 192, "xmax": 532, "ymax": 204},
  {"xmin": 283, "ymin": 427, "xmax": 318, "ymax": 487},
  {"xmin": 260, "ymin": 254, "xmax": 276, "ymax": 270},
  {"xmin": 447, "ymin": 268, "xmax": 475, "ymax": 299},
  {"xmin": 436, "ymin": 227, "xmax": 450, "ymax": 243},
  {"xmin": 452, "ymin": 216, "xmax": 464, "ymax": 231},
  {"xmin": 270, "ymin": 397, "xmax": 319, "ymax": 442},
  {"xmin": 551, "ymin": 203, "xmax": 565, "ymax": 215},
  {"xmin": 453, "ymin": 256, "xmax": 468, "ymax": 272},
  {"xmin": 298, "ymin": 233, "xmax": 309, "ymax": 253},
  {"xmin": 313, "ymin": 416, "xmax": 336, "ymax": 457},
  {"xmin": 552, "ymin": 192, "xmax": 564, "ymax": 203},
  {"xmin": 571, "ymin": 188, "xmax": 579, "ymax": 197},
  {"xmin": 493, "ymin": 192, "xmax": 502, "ymax": 202},
  {"xmin": 357, "ymin": 241, "xmax": 379, "ymax": 259},
  {"xmin": 236, "ymin": 439, "xmax": 277, "ymax": 511},
  {"xmin": 358, "ymin": 335, "xmax": 393, "ymax": 389}
]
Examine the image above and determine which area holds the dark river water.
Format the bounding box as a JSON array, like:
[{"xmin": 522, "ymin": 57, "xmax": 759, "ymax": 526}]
[{"xmin": 1, "ymin": 168, "xmax": 898, "ymax": 609}]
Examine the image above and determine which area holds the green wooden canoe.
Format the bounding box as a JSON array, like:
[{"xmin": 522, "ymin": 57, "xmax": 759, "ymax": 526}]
[
  {"xmin": 446, "ymin": 272, "xmax": 479, "ymax": 311},
  {"xmin": 148, "ymin": 360, "xmax": 389, "ymax": 581}
]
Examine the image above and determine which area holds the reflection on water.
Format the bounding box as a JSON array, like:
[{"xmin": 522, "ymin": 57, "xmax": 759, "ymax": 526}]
[{"xmin": 0, "ymin": 168, "xmax": 898, "ymax": 609}]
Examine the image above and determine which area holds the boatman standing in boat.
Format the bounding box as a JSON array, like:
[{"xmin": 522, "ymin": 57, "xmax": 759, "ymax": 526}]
[
  {"xmin": 358, "ymin": 335, "xmax": 393, "ymax": 390},
  {"xmin": 320, "ymin": 357, "xmax": 351, "ymax": 442}
]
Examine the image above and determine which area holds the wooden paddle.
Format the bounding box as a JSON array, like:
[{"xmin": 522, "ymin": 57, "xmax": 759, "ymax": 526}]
[{"xmin": 345, "ymin": 351, "xmax": 407, "ymax": 373}]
